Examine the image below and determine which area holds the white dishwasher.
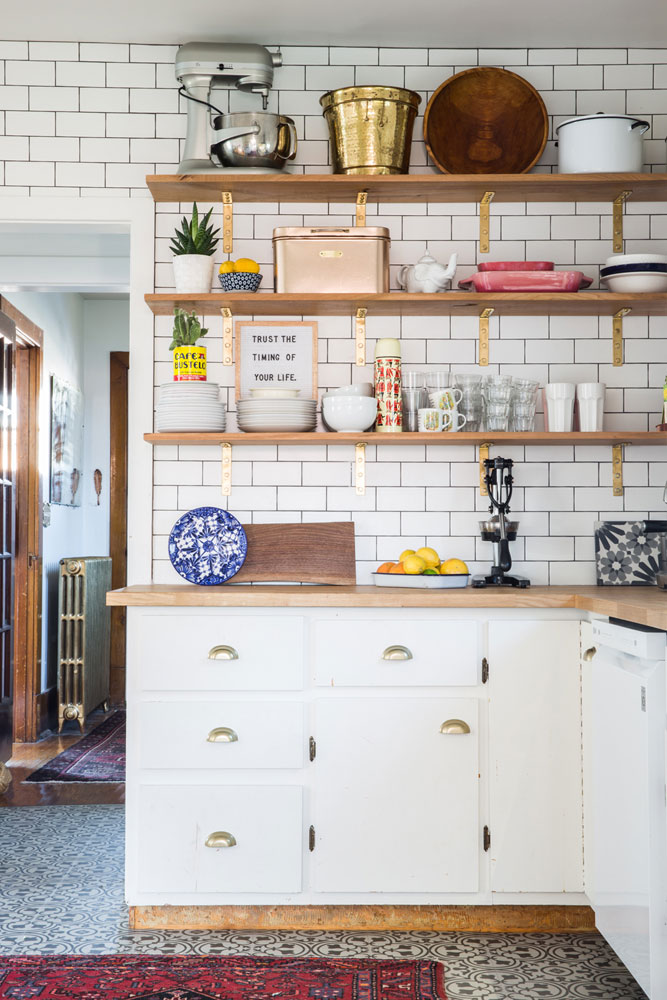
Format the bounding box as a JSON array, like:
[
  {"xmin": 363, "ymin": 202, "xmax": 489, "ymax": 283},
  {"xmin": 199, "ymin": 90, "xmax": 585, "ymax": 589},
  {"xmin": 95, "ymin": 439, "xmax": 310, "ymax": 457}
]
[{"xmin": 589, "ymin": 618, "xmax": 667, "ymax": 999}]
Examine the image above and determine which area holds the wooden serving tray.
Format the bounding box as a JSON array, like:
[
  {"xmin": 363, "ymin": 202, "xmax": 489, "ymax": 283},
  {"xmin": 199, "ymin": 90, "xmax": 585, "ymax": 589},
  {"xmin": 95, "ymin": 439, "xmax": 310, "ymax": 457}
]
[{"xmin": 234, "ymin": 521, "xmax": 356, "ymax": 585}]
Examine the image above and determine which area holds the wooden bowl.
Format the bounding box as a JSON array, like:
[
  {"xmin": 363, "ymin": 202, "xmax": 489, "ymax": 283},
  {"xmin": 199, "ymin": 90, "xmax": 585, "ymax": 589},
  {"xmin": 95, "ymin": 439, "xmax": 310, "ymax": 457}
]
[{"xmin": 424, "ymin": 67, "xmax": 548, "ymax": 174}]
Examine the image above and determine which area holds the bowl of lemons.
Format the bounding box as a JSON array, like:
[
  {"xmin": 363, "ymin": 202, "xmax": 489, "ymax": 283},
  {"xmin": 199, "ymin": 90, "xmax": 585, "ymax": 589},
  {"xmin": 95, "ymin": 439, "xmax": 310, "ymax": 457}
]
[
  {"xmin": 218, "ymin": 258, "xmax": 263, "ymax": 293},
  {"xmin": 374, "ymin": 547, "xmax": 470, "ymax": 588}
]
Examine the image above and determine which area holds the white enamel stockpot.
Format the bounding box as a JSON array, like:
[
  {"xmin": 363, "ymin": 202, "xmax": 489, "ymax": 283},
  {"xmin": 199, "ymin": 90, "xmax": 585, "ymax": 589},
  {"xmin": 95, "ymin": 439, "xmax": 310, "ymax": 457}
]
[{"xmin": 555, "ymin": 113, "xmax": 650, "ymax": 173}]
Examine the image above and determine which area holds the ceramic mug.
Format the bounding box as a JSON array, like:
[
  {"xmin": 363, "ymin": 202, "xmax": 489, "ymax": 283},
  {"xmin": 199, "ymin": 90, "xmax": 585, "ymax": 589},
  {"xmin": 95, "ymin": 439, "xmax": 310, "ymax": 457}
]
[
  {"xmin": 443, "ymin": 409, "xmax": 467, "ymax": 432},
  {"xmin": 428, "ymin": 387, "xmax": 463, "ymax": 411},
  {"xmin": 418, "ymin": 408, "xmax": 453, "ymax": 432}
]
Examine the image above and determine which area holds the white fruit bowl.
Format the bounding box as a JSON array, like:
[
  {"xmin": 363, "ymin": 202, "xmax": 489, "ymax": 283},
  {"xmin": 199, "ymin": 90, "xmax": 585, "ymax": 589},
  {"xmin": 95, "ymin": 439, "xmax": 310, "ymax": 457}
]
[
  {"xmin": 323, "ymin": 395, "xmax": 377, "ymax": 433},
  {"xmin": 326, "ymin": 383, "xmax": 374, "ymax": 398},
  {"xmin": 373, "ymin": 573, "xmax": 470, "ymax": 589}
]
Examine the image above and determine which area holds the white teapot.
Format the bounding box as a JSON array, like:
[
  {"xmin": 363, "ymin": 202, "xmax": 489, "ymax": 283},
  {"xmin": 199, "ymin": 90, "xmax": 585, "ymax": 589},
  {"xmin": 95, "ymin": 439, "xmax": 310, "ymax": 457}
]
[{"xmin": 397, "ymin": 251, "xmax": 458, "ymax": 293}]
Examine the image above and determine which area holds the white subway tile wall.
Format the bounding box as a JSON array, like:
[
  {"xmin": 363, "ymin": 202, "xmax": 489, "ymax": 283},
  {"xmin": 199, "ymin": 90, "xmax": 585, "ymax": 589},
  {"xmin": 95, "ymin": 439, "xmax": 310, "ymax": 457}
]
[{"xmin": 1, "ymin": 42, "xmax": 666, "ymax": 583}]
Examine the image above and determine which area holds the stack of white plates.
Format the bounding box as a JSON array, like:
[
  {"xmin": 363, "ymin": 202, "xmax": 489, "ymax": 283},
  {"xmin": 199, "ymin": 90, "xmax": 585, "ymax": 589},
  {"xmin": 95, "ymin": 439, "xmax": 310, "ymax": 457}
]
[
  {"xmin": 156, "ymin": 382, "xmax": 226, "ymax": 432},
  {"xmin": 237, "ymin": 397, "xmax": 317, "ymax": 433}
]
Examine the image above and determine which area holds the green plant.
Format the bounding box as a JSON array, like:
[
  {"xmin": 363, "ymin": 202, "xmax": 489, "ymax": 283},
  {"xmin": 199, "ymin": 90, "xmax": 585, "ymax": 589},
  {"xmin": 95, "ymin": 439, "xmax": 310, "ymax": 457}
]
[
  {"xmin": 170, "ymin": 202, "xmax": 219, "ymax": 256},
  {"xmin": 169, "ymin": 309, "xmax": 209, "ymax": 350}
]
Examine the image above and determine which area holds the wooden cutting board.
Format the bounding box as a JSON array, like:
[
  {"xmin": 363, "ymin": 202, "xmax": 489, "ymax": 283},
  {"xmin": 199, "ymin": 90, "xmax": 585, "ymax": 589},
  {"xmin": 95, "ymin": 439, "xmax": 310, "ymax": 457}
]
[{"xmin": 233, "ymin": 521, "xmax": 356, "ymax": 585}]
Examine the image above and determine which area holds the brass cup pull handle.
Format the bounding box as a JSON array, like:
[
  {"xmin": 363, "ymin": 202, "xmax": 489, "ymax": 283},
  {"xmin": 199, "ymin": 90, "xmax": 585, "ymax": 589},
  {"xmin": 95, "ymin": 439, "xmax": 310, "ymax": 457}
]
[
  {"xmin": 440, "ymin": 719, "xmax": 471, "ymax": 735},
  {"xmin": 206, "ymin": 727, "xmax": 238, "ymax": 743},
  {"xmin": 208, "ymin": 644, "xmax": 239, "ymax": 661},
  {"xmin": 583, "ymin": 646, "xmax": 597, "ymax": 662},
  {"xmin": 382, "ymin": 644, "xmax": 413, "ymax": 661},
  {"xmin": 205, "ymin": 831, "xmax": 237, "ymax": 849}
]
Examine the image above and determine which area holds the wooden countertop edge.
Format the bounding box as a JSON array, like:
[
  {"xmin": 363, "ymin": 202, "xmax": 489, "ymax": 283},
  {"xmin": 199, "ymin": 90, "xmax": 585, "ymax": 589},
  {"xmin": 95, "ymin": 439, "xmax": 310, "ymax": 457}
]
[{"xmin": 106, "ymin": 583, "xmax": 667, "ymax": 629}]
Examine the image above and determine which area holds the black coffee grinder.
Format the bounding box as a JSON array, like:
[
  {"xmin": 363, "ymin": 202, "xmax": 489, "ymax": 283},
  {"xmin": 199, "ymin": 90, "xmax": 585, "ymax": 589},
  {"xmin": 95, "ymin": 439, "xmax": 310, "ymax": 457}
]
[{"xmin": 472, "ymin": 456, "xmax": 530, "ymax": 589}]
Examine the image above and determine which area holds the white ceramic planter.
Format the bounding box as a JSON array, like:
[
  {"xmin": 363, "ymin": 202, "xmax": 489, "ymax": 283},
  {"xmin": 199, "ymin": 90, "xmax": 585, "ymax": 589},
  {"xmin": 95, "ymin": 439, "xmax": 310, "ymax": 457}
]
[{"xmin": 173, "ymin": 254, "xmax": 215, "ymax": 294}]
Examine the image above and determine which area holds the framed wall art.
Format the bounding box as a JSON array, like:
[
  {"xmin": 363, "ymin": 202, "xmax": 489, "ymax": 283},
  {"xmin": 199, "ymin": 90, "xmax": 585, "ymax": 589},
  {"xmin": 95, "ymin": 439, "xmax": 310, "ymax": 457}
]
[
  {"xmin": 50, "ymin": 375, "xmax": 84, "ymax": 506},
  {"xmin": 235, "ymin": 321, "xmax": 318, "ymax": 401}
]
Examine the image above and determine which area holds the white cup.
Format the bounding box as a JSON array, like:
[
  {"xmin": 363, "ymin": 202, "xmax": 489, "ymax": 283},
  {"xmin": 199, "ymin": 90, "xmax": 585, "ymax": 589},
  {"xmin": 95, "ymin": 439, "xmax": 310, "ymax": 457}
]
[
  {"xmin": 545, "ymin": 382, "xmax": 575, "ymax": 432},
  {"xmin": 444, "ymin": 409, "xmax": 467, "ymax": 432},
  {"xmin": 418, "ymin": 408, "xmax": 453, "ymax": 432},
  {"xmin": 576, "ymin": 382, "xmax": 605, "ymax": 432}
]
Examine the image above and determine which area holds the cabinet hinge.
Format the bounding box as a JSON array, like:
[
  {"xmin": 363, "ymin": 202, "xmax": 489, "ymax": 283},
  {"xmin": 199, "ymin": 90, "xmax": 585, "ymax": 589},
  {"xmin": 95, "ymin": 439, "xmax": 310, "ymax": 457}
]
[
  {"xmin": 309, "ymin": 825, "xmax": 316, "ymax": 852},
  {"xmin": 481, "ymin": 657, "xmax": 489, "ymax": 684},
  {"xmin": 309, "ymin": 736, "xmax": 317, "ymax": 761},
  {"xmin": 483, "ymin": 825, "xmax": 491, "ymax": 852}
]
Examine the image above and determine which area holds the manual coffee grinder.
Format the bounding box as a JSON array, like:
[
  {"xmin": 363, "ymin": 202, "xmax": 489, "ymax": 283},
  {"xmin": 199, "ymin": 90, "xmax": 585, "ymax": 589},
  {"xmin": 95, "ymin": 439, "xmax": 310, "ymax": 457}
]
[{"xmin": 472, "ymin": 456, "xmax": 530, "ymax": 588}]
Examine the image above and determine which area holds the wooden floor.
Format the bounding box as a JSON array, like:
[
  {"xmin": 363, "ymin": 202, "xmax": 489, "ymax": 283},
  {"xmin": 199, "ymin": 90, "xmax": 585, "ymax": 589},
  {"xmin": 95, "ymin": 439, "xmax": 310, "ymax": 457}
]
[{"xmin": 1, "ymin": 709, "xmax": 125, "ymax": 807}]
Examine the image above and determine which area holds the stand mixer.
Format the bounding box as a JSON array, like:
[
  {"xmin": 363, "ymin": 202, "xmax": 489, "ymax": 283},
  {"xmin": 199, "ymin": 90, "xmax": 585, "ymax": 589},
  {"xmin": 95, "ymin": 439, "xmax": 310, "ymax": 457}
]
[
  {"xmin": 472, "ymin": 457, "xmax": 530, "ymax": 589},
  {"xmin": 175, "ymin": 42, "xmax": 284, "ymax": 173}
]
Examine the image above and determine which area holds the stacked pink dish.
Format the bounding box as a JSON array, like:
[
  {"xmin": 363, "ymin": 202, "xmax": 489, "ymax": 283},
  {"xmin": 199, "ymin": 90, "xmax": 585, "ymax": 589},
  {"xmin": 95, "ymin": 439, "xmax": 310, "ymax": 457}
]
[{"xmin": 459, "ymin": 261, "xmax": 593, "ymax": 293}]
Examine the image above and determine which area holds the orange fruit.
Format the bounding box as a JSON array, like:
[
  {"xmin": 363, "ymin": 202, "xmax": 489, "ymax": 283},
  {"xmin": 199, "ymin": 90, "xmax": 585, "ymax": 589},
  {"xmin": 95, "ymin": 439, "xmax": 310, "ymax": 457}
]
[
  {"xmin": 377, "ymin": 562, "xmax": 395, "ymax": 574},
  {"xmin": 389, "ymin": 562, "xmax": 405, "ymax": 574}
]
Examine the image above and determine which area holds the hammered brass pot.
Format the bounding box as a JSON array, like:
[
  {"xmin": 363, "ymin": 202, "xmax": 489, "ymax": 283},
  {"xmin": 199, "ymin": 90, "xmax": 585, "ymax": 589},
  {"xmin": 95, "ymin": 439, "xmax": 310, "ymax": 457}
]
[{"xmin": 320, "ymin": 86, "xmax": 422, "ymax": 175}]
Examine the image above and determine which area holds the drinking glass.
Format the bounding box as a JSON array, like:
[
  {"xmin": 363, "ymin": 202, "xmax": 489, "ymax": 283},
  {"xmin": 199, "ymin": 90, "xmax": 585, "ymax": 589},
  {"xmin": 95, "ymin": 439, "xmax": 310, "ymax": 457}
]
[
  {"xmin": 511, "ymin": 400, "xmax": 537, "ymax": 432},
  {"xmin": 485, "ymin": 382, "xmax": 513, "ymax": 403},
  {"xmin": 402, "ymin": 371, "xmax": 426, "ymax": 390},
  {"xmin": 460, "ymin": 396, "xmax": 483, "ymax": 431},
  {"xmin": 486, "ymin": 400, "xmax": 510, "ymax": 431},
  {"xmin": 402, "ymin": 388, "xmax": 426, "ymax": 432},
  {"xmin": 454, "ymin": 372, "xmax": 484, "ymax": 390},
  {"xmin": 426, "ymin": 370, "xmax": 451, "ymax": 391}
]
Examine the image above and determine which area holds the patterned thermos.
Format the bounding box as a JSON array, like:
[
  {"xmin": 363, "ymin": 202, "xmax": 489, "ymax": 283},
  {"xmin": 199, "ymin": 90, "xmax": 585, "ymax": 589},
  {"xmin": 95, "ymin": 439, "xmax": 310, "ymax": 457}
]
[{"xmin": 374, "ymin": 337, "xmax": 402, "ymax": 432}]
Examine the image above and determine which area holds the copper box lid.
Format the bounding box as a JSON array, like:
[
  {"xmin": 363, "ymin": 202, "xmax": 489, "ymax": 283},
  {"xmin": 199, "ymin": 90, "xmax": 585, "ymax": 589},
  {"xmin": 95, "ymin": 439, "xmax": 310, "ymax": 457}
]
[{"xmin": 273, "ymin": 226, "xmax": 390, "ymax": 241}]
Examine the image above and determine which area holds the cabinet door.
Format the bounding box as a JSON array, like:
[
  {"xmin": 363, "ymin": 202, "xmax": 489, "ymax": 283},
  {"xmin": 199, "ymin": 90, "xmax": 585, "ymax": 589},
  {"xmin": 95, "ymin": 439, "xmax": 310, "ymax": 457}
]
[
  {"xmin": 489, "ymin": 619, "xmax": 583, "ymax": 893},
  {"xmin": 313, "ymin": 697, "xmax": 479, "ymax": 893}
]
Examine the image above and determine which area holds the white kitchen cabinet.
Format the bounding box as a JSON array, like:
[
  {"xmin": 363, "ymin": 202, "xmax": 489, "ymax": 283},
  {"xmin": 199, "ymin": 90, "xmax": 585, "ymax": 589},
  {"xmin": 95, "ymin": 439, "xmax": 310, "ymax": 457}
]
[
  {"xmin": 312, "ymin": 696, "xmax": 479, "ymax": 893},
  {"xmin": 488, "ymin": 619, "xmax": 583, "ymax": 893}
]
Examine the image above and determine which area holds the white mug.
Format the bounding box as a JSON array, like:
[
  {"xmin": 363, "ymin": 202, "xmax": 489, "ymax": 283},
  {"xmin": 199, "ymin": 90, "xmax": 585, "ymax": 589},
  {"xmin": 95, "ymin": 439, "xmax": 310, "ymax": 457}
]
[
  {"xmin": 444, "ymin": 409, "xmax": 467, "ymax": 432},
  {"xmin": 418, "ymin": 408, "xmax": 453, "ymax": 432},
  {"xmin": 545, "ymin": 382, "xmax": 575, "ymax": 432},
  {"xmin": 428, "ymin": 387, "xmax": 463, "ymax": 410},
  {"xmin": 576, "ymin": 382, "xmax": 605, "ymax": 432}
]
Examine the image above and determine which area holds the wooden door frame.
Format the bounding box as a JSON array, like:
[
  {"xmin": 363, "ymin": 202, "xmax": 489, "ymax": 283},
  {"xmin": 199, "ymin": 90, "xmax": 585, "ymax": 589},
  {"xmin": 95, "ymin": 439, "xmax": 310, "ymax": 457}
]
[
  {"xmin": 1, "ymin": 297, "xmax": 43, "ymax": 744},
  {"xmin": 109, "ymin": 351, "xmax": 129, "ymax": 704}
]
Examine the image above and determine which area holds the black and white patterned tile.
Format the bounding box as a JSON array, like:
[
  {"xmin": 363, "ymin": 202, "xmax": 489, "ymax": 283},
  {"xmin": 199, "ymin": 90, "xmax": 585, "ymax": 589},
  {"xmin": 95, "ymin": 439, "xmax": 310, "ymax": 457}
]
[{"xmin": 0, "ymin": 806, "xmax": 647, "ymax": 997}]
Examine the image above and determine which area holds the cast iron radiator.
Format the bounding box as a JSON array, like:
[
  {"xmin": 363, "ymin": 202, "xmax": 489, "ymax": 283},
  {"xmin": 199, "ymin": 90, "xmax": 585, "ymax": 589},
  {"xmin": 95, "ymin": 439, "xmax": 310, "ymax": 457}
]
[{"xmin": 57, "ymin": 556, "xmax": 112, "ymax": 732}]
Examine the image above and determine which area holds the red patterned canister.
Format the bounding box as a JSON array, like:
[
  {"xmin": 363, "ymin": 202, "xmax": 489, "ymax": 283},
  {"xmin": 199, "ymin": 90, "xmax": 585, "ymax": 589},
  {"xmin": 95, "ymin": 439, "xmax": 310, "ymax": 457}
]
[{"xmin": 374, "ymin": 337, "xmax": 402, "ymax": 432}]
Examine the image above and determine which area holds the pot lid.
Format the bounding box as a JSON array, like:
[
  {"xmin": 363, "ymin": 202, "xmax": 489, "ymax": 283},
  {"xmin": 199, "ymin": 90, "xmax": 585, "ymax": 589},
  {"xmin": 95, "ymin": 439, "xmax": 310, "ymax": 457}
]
[{"xmin": 556, "ymin": 113, "xmax": 650, "ymax": 131}]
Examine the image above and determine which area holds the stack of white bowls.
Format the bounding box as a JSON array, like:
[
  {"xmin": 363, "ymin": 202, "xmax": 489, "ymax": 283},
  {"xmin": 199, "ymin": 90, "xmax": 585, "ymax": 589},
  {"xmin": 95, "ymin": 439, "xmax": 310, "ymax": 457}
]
[
  {"xmin": 156, "ymin": 382, "xmax": 226, "ymax": 432},
  {"xmin": 600, "ymin": 253, "xmax": 667, "ymax": 293},
  {"xmin": 237, "ymin": 388, "xmax": 317, "ymax": 432}
]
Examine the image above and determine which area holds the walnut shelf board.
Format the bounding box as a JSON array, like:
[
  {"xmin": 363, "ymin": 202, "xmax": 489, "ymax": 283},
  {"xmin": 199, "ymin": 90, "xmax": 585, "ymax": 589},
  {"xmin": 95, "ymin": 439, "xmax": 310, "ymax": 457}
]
[
  {"xmin": 145, "ymin": 291, "xmax": 667, "ymax": 317},
  {"xmin": 147, "ymin": 173, "xmax": 667, "ymax": 205},
  {"xmin": 145, "ymin": 431, "xmax": 666, "ymax": 446}
]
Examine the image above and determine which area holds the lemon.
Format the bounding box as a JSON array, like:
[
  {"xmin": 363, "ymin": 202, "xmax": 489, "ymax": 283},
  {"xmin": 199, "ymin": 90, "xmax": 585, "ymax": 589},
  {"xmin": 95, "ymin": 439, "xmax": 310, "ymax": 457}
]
[
  {"xmin": 403, "ymin": 554, "xmax": 426, "ymax": 575},
  {"xmin": 399, "ymin": 549, "xmax": 415, "ymax": 562},
  {"xmin": 218, "ymin": 260, "xmax": 236, "ymax": 274},
  {"xmin": 416, "ymin": 546, "xmax": 440, "ymax": 569},
  {"xmin": 235, "ymin": 257, "xmax": 260, "ymax": 274},
  {"xmin": 440, "ymin": 558, "xmax": 470, "ymax": 575}
]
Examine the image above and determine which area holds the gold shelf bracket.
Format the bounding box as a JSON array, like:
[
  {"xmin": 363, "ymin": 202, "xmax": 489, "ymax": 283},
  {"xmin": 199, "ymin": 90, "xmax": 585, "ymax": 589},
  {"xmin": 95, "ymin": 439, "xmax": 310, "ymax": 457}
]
[
  {"xmin": 356, "ymin": 190, "xmax": 368, "ymax": 227},
  {"xmin": 355, "ymin": 307, "xmax": 367, "ymax": 366},
  {"xmin": 222, "ymin": 191, "xmax": 233, "ymax": 254},
  {"xmin": 479, "ymin": 191, "xmax": 495, "ymax": 253},
  {"xmin": 479, "ymin": 308, "xmax": 494, "ymax": 367},
  {"xmin": 612, "ymin": 442, "xmax": 630, "ymax": 496},
  {"xmin": 612, "ymin": 190, "xmax": 632, "ymax": 253},
  {"xmin": 221, "ymin": 307, "xmax": 233, "ymax": 366},
  {"xmin": 355, "ymin": 442, "xmax": 366, "ymax": 496},
  {"xmin": 479, "ymin": 442, "xmax": 490, "ymax": 496},
  {"xmin": 221, "ymin": 442, "xmax": 232, "ymax": 497},
  {"xmin": 612, "ymin": 307, "xmax": 631, "ymax": 367}
]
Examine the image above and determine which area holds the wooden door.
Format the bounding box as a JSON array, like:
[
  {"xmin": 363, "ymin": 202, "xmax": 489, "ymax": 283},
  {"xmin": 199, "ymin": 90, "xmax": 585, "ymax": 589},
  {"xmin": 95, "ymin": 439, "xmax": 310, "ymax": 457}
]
[
  {"xmin": 313, "ymin": 696, "xmax": 479, "ymax": 894},
  {"xmin": 0, "ymin": 310, "xmax": 16, "ymax": 762}
]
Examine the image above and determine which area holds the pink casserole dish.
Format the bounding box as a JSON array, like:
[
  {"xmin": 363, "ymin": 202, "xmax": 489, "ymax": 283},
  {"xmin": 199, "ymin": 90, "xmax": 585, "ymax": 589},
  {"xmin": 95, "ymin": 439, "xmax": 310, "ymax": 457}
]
[
  {"xmin": 477, "ymin": 260, "xmax": 554, "ymax": 272},
  {"xmin": 458, "ymin": 271, "xmax": 594, "ymax": 292}
]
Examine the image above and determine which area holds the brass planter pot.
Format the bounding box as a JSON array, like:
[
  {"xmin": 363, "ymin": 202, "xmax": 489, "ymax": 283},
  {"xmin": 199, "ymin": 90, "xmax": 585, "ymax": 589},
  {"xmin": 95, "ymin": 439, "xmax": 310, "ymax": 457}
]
[{"xmin": 320, "ymin": 86, "xmax": 421, "ymax": 175}]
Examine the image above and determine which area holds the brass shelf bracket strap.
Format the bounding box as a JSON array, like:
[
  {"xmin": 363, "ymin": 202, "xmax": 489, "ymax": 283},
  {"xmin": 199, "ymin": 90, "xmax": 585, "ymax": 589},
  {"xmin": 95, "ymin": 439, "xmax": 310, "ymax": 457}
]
[
  {"xmin": 479, "ymin": 443, "xmax": 490, "ymax": 496},
  {"xmin": 612, "ymin": 442, "xmax": 630, "ymax": 497},
  {"xmin": 356, "ymin": 191, "xmax": 368, "ymax": 227},
  {"xmin": 355, "ymin": 442, "xmax": 366, "ymax": 496},
  {"xmin": 479, "ymin": 191, "xmax": 495, "ymax": 253},
  {"xmin": 355, "ymin": 307, "xmax": 367, "ymax": 367},
  {"xmin": 222, "ymin": 191, "xmax": 233, "ymax": 254},
  {"xmin": 221, "ymin": 307, "xmax": 233, "ymax": 366},
  {"xmin": 479, "ymin": 308, "xmax": 494, "ymax": 367},
  {"xmin": 612, "ymin": 190, "xmax": 632, "ymax": 254},
  {"xmin": 612, "ymin": 307, "xmax": 631, "ymax": 367},
  {"xmin": 221, "ymin": 442, "xmax": 232, "ymax": 497}
]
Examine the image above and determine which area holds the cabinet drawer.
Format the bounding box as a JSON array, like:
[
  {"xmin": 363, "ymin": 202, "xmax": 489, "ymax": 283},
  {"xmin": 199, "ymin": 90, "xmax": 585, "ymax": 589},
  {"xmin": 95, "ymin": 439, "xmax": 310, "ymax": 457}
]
[
  {"xmin": 139, "ymin": 701, "xmax": 304, "ymax": 770},
  {"xmin": 137, "ymin": 614, "xmax": 304, "ymax": 691},
  {"xmin": 136, "ymin": 784, "xmax": 302, "ymax": 894},
  {"xmin": 314, "ymin": 618, "xmax": 478, "ymax": 686}
]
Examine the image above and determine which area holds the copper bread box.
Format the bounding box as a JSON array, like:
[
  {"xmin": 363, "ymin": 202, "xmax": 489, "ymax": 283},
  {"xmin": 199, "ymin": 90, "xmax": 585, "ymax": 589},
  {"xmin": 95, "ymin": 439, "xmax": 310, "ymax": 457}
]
[{"xmin": 273, "ymin": 226, "xmax": 390, "ymax": 293}]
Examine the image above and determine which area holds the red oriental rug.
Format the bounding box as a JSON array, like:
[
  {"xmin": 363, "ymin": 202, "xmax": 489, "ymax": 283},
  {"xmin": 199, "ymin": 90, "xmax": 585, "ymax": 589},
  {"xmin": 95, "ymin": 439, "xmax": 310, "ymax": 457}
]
[
  {"xmin": 0, "ymin": 955, "xmax": 446, "ymax": 999},
  {"xmin": 25, "ymin": 711, "xmax": 126, "ymax": 783}
]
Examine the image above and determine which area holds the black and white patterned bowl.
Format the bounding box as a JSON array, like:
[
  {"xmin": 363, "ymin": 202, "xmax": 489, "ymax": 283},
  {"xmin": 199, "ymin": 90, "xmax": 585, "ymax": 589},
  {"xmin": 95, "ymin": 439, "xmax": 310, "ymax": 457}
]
[{"xmin": 218, "ymin": 271, "xmax": 263, "ymax": 293}]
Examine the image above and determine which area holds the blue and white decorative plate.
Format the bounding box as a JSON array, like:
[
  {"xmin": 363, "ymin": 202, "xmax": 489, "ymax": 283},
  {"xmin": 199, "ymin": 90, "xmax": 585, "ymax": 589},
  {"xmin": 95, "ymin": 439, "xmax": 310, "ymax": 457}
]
[{"xmin": 169, "ymin": 507, "xmax": 247, "ymax": 585}]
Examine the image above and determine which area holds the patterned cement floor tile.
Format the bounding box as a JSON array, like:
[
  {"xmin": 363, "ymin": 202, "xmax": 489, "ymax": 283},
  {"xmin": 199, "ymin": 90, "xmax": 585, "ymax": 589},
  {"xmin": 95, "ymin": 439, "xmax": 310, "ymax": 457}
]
[{"xmin": 0, "ymin": 805, "xmax": 647, "ymax": 998}]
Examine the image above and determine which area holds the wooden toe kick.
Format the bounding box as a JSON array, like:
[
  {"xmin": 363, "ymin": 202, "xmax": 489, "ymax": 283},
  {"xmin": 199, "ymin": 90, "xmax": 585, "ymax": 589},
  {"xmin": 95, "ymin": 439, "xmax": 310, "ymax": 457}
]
[{"xmin": 129, "ymin": 904, "xmax": 595, "ymax": 933}]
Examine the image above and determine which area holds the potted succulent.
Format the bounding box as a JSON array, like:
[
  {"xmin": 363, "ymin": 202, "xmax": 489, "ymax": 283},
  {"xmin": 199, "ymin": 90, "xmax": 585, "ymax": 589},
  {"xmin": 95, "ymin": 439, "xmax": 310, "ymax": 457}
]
[
  {"xmin": 170, "ymin": 308, "xmax": 209, "ymax": 381},
  {"xmin": 170, "ymin": 202, "xmax": 219, "ymax": 294}
]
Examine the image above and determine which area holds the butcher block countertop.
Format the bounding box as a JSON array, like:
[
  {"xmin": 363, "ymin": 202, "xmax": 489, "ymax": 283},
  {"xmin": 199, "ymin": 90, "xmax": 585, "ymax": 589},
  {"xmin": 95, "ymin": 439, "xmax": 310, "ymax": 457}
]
[{"xmin": 108, "ymin": 584, "xmax": 667, "ymax": 631}]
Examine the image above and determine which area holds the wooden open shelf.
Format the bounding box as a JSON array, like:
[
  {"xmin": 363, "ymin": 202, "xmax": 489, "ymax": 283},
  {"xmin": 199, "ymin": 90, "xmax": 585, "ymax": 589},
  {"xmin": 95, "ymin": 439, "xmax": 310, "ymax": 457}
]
[
  {"xmin": 145, "ymin": 431, "xmax": 666, "ymax": 447},
  {"xmin": 145, "ymin": 291, "xmax": 667, "ymax": 318},
  {"xmin": 147, "ymin": 173, "xmax": 667, "ymax": 205}
]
